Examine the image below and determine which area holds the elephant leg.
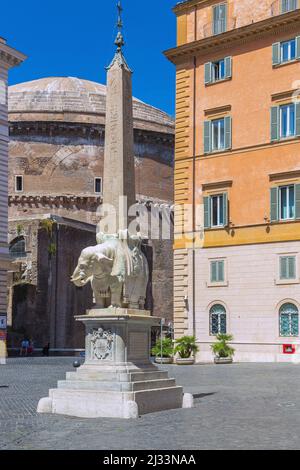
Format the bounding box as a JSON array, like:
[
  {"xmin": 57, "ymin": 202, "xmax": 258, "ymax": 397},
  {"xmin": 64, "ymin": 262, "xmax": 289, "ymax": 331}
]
[{"xmin": 110, "ymin": 280, "xmax": 123, "ymax": 308}]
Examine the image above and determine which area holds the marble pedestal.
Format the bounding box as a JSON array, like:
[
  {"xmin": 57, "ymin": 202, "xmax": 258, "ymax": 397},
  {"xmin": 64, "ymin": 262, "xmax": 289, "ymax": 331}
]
[{"xmin": 37, "ymin": 308, "xmax": 184, "ymax": 419}]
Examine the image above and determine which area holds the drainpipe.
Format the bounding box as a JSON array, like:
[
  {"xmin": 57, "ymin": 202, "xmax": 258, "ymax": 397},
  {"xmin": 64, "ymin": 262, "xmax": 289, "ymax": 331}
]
[{"xmin": 192, "ymin": 6, "xmax": 197, "ymax": 337}]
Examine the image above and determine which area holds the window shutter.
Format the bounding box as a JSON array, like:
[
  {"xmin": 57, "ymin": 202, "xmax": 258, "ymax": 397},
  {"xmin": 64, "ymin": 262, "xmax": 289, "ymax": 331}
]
[
  {"xmin": 204, "ymin": 62, "xmax": 212, "ymax": 85},
  {"xmin": 204, "ymin": 120, "xmax": 211, "ymax": 154},
  {"xmin": 211, "ymin": 261, "xmax": 217, "ymax": 282},
  {"xmin": 295, "ymin": 184, "xmax": 300, "ymax": 219},
  {"xmin": 204, "ymin": 196, "xmax": 211, "ymax": 229},
  {"xmin": 271, "ymin": 106, "xmax": 279, "ymax": 141},
  {"xmin": 270, "ymin": 187, "xmax": 279, "ymax": 222},
  {"xmin": 288, "ymin": 257, "xmax": 296, "ymax": 279},
  {"xmin": 272, "ymin": 43, "xmax": 281, "ymax": 66},
  {"xmin": 223, "ymin": 192, "xmax": 228, "ymax": 227},
  {"xmin": 296, "ymin": 36, "xmax": 300, "ymax": 60},
  {"xmin": 280, "ymin": 257, "xmax": 288, "ymax": 279},
  {"xmin": 295, "ymin": 102, "xmax": 300, "ymax": 136},
  {"xmin": 218, "ymin": 261, "xmax": 225, "ymax": 282},
  {"xmin": 224, "ymin": 57, "xmax": 232, "ymax": 79},
  {"xmin": 224, "ymin": 116, "xmax": 232, "ymax": 150},
  {"xmin": 221, "ymin": 3, "xmax": 227, "ymax": 32}
]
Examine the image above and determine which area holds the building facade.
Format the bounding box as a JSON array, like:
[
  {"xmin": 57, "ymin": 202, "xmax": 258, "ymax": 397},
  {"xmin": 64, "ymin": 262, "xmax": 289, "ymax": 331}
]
[
  {"xmin": 0, "ymin": 38, "xmax": 26, "ymax": 363},
  {"xmin": 166, "ymin": 0, "xmax": 300, "ymax": 362},
  {"xmin": 7, "ymin": 77, "xmax": 174, "ymax": 350}
]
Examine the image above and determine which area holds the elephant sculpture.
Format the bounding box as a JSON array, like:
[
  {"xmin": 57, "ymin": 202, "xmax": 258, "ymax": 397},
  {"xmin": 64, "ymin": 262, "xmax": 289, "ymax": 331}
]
[{"xmin": 71, "ymin": 231, "xmax": 149, "ymax": 310}]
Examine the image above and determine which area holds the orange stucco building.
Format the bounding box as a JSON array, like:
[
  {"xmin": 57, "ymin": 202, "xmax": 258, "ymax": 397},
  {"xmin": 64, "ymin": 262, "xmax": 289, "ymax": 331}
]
[{"xmin": 166, "ymin": 0, "xmax": 300, "ymax": 362}]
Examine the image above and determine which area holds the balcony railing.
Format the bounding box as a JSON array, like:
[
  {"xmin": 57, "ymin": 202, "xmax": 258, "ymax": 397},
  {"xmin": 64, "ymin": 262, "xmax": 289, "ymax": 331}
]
[
  {"xmin": 271, "ymin": 0, "xmax": 299, "ymax": 16},
  {"xmin": 203, "ymin": 18, "xmax": 237, "ymax": 39}
]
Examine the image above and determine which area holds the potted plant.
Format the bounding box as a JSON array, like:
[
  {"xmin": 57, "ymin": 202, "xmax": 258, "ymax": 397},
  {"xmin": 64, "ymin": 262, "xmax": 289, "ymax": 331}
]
[
  {"xmin": 151, "ymin": 337, "xmax": 174, "ymax": 364},
  {"xmin": 211, "ymin": 334, "xmax": 235, "ymax": 364},
  {"xmin": 174, "ymin": 336, "xmax": 199, "ymax": 365}
]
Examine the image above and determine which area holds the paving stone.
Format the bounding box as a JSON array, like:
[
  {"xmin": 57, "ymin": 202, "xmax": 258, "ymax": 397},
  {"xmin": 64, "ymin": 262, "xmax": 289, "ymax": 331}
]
[{"xmin": 1, "ymin": 359, "xmax": 300, "ymax": 449}]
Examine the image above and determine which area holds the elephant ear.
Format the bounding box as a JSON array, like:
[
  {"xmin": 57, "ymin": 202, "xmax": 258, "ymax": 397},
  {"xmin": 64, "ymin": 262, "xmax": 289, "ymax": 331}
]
[{"xmin": 94, "ymin": 253, "xmax": 114, "ymax": 274}]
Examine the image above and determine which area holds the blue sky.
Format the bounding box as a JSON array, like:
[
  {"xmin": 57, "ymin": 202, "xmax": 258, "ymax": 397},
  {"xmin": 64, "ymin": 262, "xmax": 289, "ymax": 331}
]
[{"xmin": 2, "ymin": 0, "xmax": 177, "ymax": 116}]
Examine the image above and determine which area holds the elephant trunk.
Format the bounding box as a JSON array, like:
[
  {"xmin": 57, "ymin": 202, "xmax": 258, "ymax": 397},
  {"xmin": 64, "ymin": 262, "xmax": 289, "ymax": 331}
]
[{"xmin": 71, "ymin": 267, "xmax": 91, "ymax": 287}]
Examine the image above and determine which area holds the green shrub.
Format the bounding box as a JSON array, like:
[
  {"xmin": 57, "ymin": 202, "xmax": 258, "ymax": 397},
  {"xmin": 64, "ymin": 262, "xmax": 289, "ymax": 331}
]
[
  {"xmin": 151, "ymin": 338, "xmax": 174, "ymax": 358},
  {"xmin": 211, "ymin": 334, "xmax": 235, "ymax": 358},
  {"xmin": 174, "ymin": 336, "xmax": 199, "ymax": 359}
]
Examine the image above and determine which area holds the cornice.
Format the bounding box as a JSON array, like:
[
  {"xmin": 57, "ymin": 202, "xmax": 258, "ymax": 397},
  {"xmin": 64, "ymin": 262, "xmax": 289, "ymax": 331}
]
[
  {"xmin": 0, "ymin": 42, "xmax": 26, "ymax": 69},
  {"xmin": 173, "ymin": 0, "xmax": 206, "ymax": 15},
  {"xmin": 165, "ymin": 9, "xmax": 300, "ymax": 63}
]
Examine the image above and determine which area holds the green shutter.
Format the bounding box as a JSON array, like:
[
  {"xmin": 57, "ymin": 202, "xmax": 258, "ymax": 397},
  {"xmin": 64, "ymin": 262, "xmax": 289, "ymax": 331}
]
[
  {"xmin": 288, "ymin": 257, "xmax": 296, "ymax": 279},
  {"xmin": 271, "ymin": 106, "xmax": 279, "ymax": 141},
  {"xmin": 280, "ymin": 257, "xmax": 288, "ymax": 279},
  {"xmin": 204, "ymin": 120, "xmax": 211, "ymax": 154},
  {"xmin": 272, "ymin": 43, "xmax": 280, "ymax": 66},
  {"xmin": 296, "ymin": 36, "xmax": 300, "ymax": 60},
  {"xmin": 295, "ymin": 184, "xmax": 300, "ymax": 219},
  {"xmin": 205, "ymin": 62, "xmax": 212, "ymax": 85},
  {"xmin": 224, "ymin": 117, "xmax": 232, "ymax": 150},
  {"xmin": 218, "ymin": 260, "xmax": 225, "ymax": 282},
  {"xmin": 225, "ymin": 57, "xmax": 232, "ymax": 79},
  {"xmin": 223, "ymin": 192, "xmax": 228, "ymax": 227},
  {"xmin": 295, "ymin": 102, "xmax": 300, "ymax": 136},
  {"xmin": 270, "ymin": 187, "xmax": 279, "ymax": 222},
  {"xmin": 204, "ymin": 196, "xmax": 211, "ymax": 229},
  {"xmin": 211, "ymin": 261, "xmax": 217, "ymax": 282},
  {"xmin": 222, "ymin": 3, "xmax": 227, "ymax": 32}
]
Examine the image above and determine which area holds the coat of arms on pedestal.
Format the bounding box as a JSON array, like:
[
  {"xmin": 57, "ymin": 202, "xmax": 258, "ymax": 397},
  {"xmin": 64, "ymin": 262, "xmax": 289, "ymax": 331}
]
[{"xmin": 91, "ymin": 327, "xmax": 114, "ymax": 360}]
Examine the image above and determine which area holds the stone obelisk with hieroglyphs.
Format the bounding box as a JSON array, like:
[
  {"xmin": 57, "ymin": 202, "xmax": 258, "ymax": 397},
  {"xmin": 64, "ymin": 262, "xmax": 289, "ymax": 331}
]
[{"xmin": 102, "ymin": 12, "xmax": 136, "ymax": 231}]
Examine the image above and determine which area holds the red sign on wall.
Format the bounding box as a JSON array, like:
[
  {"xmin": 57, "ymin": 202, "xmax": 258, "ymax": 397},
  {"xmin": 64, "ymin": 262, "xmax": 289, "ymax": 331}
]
[
  {"xmin": 283, "ymin": 344, "xmax": 296, "ymax": 354},
  {"xmin": 0, "ymin": 330, "xmax": 6, "ymax": 341}
]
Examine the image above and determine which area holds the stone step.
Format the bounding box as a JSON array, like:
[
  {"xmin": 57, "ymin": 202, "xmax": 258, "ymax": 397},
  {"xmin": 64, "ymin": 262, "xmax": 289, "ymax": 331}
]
[
  {"xmin": 49, "ymin": 386, "xmax": 184, "ymax": 418},
  {"xmin": 57, "ymin": 378, "xmax": 176, "ymax": 392},
  {"xmin": 66, "ymin": 370, "xmax": 169, "ymax": 383}
]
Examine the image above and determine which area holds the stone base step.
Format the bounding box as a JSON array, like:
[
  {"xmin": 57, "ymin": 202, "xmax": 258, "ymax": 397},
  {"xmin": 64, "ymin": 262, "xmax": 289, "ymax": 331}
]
[
  {"xmin": 57, "ymin": 378, "xmax": 176, "ymax": 392},
  {"xmin": 66, "ymin": 370, "xmax": 169, "ymax": 383},
  {"xmin": 48, "ymin": 386, "xmax": 184, "ymax": 418}
]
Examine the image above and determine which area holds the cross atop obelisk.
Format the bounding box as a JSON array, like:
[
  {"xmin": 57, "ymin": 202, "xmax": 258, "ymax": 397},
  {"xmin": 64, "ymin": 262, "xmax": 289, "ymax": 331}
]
[{"xmin": 102, "ymin": 0, "xmax": 136, "ymax": 232}]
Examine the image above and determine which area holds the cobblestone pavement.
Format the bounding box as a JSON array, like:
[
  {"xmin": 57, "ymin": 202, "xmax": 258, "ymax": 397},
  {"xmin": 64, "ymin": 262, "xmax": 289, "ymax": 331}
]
[{"xmin": 1, "ymin": 358, "xmax": 300, "ymax": 450}]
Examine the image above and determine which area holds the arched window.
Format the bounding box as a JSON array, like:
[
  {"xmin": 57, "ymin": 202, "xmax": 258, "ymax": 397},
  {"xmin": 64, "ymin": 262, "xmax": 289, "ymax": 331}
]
[
  {"xmin": 210, "ymin": 304, "xmax": 227, "ymax": 335},
  {"xmin": 9, "ymin": 237, "xmax": 26, "ymax": 259},
  {"xmin": 279, "ymin": 303, "xmax": 299, "ymax": 337}
]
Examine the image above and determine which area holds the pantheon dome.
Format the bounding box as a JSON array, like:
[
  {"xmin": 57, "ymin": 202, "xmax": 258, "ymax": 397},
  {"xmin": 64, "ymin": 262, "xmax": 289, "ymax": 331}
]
[{"xmin": 8, "ymin": 77, "xmax": 174, "ymax": 223}]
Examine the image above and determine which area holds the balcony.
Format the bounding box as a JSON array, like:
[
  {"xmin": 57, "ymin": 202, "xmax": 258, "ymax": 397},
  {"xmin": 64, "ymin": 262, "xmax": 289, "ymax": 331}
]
[
  {"xmin": 203, "ymin": 18, "xmax": 237, "ymax": 39},
  {"xmin": 271, "ymin": 0, "xmax": 299, "ymax": 16}
]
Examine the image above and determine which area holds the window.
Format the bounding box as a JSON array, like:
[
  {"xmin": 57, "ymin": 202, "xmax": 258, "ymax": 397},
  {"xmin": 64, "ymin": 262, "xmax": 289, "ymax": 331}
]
[
  {"xmin": 210, "ymin": 304, "xmax": 227, "ymax": 335},
  {"xmin": 272, "ymin": 37, "xmax": 300, "ymax": 66},
  {"xmin": 212, "ymin": 59, "xmax": 225, "ymax": 81},
  {"xmin": 9, "ymin": 237, "xmax": 26, "ymax": 259},
  {"xmin": 279, "ymin": 185, "xmax": 295, "ymax": 220},
  {"xmin": 204, "ymin": 192, "xmax": 228, "ymax": 229},
  {"xmin": 15, "ymin": 175, "xmax": 23, "ymax": 193},
  {"xmin": 271, "ymin": 103, "xmax": 300, "ymax": 141},
  {"xmin": 280, "ymin": 104, "xmax": 295, "ymax": 138},
  {"xmin": 270, "ymin": 184, "xmax": 300, "ymax": 222},
  {"xmin": 205, "ymin": 57, "xmax": 232, "ymax": 85},
  {"xmin": 204, "ymin": 116, "xmax": 231, "ymax": 154},
  {"xmin": 210, "ymin": 260, "xmax": 225, "ymax": 283},
  {"xmin": 281, "ymin": 39, "xmax": 296, "ymax": 62},
  {"xmin": 279, "ymin": 303, "xmax": 299, "ymax": 337},
  {"xmin": 94, "ymin": 177, "xmax": 102, "ymax": 194},
  {"xmin": 212, "ymin": 118, "xmax": 225, "ymax": 151},
  {"xmin": 281, "ymin": 0, "xmax": 298, "ymax": 13},
  {"xmin": 213, "ymin": 3, "xmax": 227, "ymax": 35},
  {"xmin": 211, "ymin": 194, "xmax": 225, "ymax": 227},
  {"xmin": 280, "ymin": 256, "xmax": 296, "ymax": 280}
]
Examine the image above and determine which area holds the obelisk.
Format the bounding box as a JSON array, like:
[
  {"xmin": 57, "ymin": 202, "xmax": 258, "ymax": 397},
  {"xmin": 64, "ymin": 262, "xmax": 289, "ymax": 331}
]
[{"xmin": 102, "ymin": 4, "xmax": 136, "ymax": 231}]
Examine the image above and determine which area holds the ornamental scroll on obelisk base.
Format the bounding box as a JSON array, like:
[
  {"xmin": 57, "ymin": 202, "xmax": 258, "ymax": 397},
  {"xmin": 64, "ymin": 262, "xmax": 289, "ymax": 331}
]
[{"xmin": 37, "ymin": 1, "xmax": 190, "ymax": 419}]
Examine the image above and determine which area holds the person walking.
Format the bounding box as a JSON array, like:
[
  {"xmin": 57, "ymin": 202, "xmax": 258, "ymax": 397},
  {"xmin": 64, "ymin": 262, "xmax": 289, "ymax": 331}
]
[{"xmin": 20, "ymin": 338, "xmax": 29, "ymax": 357}]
